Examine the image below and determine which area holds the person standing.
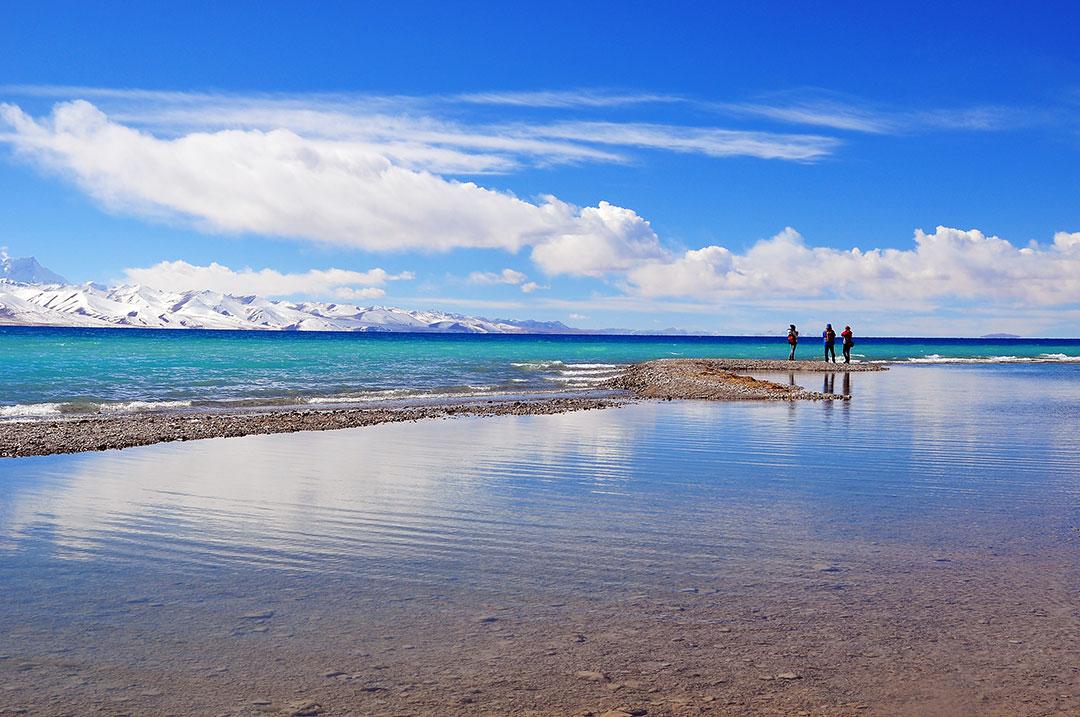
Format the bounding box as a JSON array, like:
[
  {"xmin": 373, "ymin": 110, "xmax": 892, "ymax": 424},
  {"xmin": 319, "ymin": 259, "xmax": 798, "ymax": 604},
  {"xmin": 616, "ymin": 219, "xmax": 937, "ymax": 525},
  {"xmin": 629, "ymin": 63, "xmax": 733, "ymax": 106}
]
[
  {"xmin": 841, "ymin": 325, "xmax": 854, "ymax": 364},
  {"xmin": 787, "ymin": 324, "xmax": 799, "ymax": 360},
  {"xmin": 823, "ymin": 323, "xmax": 837, "ymax": 363}
]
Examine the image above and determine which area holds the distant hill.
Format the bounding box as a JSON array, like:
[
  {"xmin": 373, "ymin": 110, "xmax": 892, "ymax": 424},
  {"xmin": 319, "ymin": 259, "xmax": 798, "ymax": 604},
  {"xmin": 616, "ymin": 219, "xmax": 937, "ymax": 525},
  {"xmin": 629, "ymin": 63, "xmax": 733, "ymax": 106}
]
[{"xmin": 0, "ymin": 253, "xmax": 68, "ymax": 285}]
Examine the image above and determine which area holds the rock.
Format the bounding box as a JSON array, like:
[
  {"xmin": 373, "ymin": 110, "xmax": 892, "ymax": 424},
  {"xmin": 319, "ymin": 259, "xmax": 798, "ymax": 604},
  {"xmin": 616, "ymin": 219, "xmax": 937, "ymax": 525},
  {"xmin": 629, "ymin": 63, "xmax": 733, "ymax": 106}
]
[
  {"xmin": 240, "ymin": 610, "xmax": 274, "ymax": 620},
  {"xmin": 287, "ymin": 701, "xmax": 323, "ymax": 716},
  {"xmin": 776, "ymin": 672, "xmax": 801, "ymax": 680},
  {"xmin": 575, "ymin": 670, "xmax": 609, "ymax": 682},
  {"xmin": 478, "ymin": 615, "xmax": 499, "ymax": 624}
]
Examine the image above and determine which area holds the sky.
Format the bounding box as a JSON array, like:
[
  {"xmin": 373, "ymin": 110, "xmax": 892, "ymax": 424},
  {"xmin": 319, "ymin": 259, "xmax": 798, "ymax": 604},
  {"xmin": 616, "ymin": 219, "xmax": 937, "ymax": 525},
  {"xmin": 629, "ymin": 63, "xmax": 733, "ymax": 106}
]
[{"xmin": 1, "ymin": 1, "xmax": 1079, "ymax": 336}]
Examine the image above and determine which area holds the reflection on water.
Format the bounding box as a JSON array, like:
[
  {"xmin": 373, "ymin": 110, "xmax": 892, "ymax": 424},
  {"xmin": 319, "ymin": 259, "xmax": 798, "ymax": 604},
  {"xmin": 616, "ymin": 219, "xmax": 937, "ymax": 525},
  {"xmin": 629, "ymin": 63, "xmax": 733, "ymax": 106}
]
[{"xmin": 2, "ymin": 366, "xmax": 1079, "ymax": 598}]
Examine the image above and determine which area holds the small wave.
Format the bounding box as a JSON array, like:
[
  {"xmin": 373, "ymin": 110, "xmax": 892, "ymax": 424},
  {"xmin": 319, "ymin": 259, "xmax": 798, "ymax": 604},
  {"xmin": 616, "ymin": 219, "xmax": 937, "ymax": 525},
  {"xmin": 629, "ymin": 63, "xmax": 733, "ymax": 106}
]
[
  {"xmin": 557, "ymin": 369, "xmax": 622, "ymax": 378},
  {"xmin": 100, "ymin": 400, "xmax": 193, "ymax": 413},
  {"xmin": 563, "ymin": 363, "xmax": 620, "ymax": 369},
  {"xmin": 0, "ymin": 398, "xmax": 195, "ymax": 419},
  {"xmin": 547, "ymin": 375, "xmax": 615, "ymax": 384},
  {"xmin": 0, "ymin": 402, "xmax": 64, "ymax": 418},
  {"xmin": 908, "ymin": 353, "xmax": 1080, "ymax": 364},
  {"xmin": 510, "ymin": 361, "xmax": 565, "ymax": 369}
]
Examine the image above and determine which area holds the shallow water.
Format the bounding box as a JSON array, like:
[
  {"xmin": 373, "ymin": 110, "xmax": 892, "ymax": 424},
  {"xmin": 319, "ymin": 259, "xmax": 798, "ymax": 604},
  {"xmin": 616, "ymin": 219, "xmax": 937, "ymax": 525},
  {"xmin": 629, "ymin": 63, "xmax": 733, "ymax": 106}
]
[
  {"xmin": 3, "ymin": 326, "xmax": 1080, "ymax": 417},
  {"xmin": 1, "ymin": 365, "xmax": 1078, "ymax": 715},
  {"xmin": 2, "ymin": 365, "xmax": 1077, "ymax": 585}
]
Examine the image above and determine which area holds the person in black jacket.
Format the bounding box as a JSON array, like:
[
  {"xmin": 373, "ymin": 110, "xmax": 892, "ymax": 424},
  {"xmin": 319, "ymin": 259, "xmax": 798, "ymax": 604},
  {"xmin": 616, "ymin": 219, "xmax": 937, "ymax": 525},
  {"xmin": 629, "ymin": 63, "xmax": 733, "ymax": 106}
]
[{"xmin": 823, "ymin": 324, "xmax": 837, "ymax": 363}]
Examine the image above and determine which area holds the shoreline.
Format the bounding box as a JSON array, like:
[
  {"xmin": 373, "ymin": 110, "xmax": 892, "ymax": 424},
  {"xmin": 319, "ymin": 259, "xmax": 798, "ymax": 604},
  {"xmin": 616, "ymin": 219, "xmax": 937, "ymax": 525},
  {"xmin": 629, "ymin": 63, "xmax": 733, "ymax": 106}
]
[{"xmin": 0, "ymin": 359, "xmax": 886, "ymax": 458}]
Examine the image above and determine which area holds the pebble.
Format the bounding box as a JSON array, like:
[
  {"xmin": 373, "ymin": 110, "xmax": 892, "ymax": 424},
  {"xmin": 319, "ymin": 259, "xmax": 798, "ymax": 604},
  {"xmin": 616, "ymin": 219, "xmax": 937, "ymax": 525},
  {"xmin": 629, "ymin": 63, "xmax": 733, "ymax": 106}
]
[
  {"xmin": 575, "ymin": 671, "xmax": 609, "ymax": 682},
  {"xmin": 240, "ymin": 610, "xmax": 274, "ymax": 620}
]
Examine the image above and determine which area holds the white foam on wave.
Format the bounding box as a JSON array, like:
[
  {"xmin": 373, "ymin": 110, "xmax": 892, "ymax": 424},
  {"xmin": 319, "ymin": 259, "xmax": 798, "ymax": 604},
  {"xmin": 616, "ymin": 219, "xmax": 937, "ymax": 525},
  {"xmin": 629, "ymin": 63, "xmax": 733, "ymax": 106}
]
[
  {"xmin": 547, "ymin": 375, "xmax": 614, "ymax": 384},
  {"xmin": 0, "ymin": 402, "xmax": 64, "ymax": 418},
  {"xmin": 907, "ymin": 353, "xmax": 1080, "ymax": 364},
  {"xmin": 510, "ymin": 360, "xmax": 565, "ymax": 369},
  {"xmin": 0, "ymin": 398, "xmax": 195, "ymax": 419},
  {"xmin": 99, "ymin": 400, "xmax": 193, "ymax": 413}
]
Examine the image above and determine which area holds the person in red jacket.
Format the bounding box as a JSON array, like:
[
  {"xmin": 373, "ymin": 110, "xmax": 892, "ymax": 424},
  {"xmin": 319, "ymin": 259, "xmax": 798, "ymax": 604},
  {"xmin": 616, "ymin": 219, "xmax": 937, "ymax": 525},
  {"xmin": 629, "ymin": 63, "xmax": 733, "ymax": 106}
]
[
  {"xmin": 841, "ymin": 325, "xmax": 854, "ymax": 363},
  {"xmin": 787, "ymin": 324, "xmax": 799, "ymax": 360}
]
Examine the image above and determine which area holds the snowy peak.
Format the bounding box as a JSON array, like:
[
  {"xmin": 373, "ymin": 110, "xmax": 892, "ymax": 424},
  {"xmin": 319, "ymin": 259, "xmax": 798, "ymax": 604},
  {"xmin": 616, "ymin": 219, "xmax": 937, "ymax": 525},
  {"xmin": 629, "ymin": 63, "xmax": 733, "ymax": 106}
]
[
  {"xmin": 0, "ymin": 253, "xmax": 68, "ymax": 286},
  {"xmin": 0, "ymin": 279, "xmax": 546, "ymax": 333}
]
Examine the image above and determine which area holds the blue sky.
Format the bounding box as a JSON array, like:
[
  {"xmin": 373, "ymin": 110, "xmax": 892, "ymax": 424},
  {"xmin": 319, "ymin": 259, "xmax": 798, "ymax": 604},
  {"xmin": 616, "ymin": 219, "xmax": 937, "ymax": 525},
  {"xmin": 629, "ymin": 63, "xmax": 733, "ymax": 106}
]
[{"xmin": 2, "ymin": 1, "xmax": 1079, "ymax": 335}]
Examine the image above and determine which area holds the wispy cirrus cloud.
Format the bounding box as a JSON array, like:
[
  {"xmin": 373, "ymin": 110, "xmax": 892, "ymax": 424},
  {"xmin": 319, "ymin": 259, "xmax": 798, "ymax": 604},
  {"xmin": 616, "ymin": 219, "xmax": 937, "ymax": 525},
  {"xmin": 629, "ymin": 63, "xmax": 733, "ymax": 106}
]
[
  {"xmin": 0, "ymin": 85, "xmax": 837, "ymax": 171},
  {"xmin": 450, "ymin": 89, "xmax": 682, "ymax": 108},
  {"xmin": 711, "ymin": 90, "xmax": 1032, "ymax": 135}
]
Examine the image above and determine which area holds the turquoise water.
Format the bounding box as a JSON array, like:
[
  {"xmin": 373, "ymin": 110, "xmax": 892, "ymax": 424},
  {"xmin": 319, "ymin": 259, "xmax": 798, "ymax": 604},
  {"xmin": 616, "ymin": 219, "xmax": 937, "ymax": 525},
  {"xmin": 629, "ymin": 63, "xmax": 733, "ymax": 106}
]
[{"xmin": 2, "ymin": 326, "xmax": 1079, "ymax": 416}]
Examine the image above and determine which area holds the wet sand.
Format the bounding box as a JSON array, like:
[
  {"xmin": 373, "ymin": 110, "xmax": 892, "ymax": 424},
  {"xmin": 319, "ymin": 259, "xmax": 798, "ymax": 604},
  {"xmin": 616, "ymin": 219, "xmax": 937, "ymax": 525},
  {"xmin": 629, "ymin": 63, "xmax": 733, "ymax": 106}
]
[
  {"xmin": 5, "ymin": 546, "xmax": 1074, "ymax": 716},
  {"xmin": 0, "ymin": 359, "xmax": 883, "ymax": 458}
]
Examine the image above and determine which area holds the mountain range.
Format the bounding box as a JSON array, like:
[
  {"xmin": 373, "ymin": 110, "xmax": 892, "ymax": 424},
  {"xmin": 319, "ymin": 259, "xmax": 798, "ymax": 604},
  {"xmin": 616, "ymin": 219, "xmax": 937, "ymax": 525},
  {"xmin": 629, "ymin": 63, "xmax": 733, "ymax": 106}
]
[{"xmin": 1, "ymin": 255, "xmax": 679, "ymax": 334}]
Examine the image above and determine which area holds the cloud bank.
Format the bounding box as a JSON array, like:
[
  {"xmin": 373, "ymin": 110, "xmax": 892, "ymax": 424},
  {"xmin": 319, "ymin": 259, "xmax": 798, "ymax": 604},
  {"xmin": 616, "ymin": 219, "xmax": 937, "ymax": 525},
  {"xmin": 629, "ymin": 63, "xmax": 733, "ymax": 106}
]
[
  {"xmin": 1, "ymin": 101, "xmax": 670, "ymax": 264},
  {"xmin": 626, "ymin": 226, "xmax": 1080, "ymax": 307}
]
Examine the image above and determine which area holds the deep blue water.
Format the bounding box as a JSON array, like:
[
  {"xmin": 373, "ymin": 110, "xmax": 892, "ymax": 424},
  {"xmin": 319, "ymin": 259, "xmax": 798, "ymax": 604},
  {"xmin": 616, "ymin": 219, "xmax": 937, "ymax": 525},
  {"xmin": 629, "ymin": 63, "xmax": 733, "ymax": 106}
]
[{"xmin": 2, "ymin": 326, "xmax": 1079, "ymax": 416}]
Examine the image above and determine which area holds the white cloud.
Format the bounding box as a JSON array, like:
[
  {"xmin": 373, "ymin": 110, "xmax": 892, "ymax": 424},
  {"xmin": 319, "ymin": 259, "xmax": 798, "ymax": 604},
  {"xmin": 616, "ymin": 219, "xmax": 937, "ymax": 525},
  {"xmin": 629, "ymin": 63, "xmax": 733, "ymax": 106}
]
[
  {"xmin": 626, "ymin": 226, "xmax": 1080, "ymax": 307},
  {"xmin": 467, "ymin": 268, "xmax": 528, "ymax": 286},
  {"xmin": 1, "ymin": 101, "xmax": 673, "ymax": 256},
  {"xmin": 333, "ymin": 286, "xmax": 386, "ymax": 300},
  {"xmin": 520, "ymin": 121, "xmax": 837, "ymax": 161},
  {"xmin": 451, "ymin": 90, "xmax": 681, "ymax": 108},
  {"xmin": 530, "ymin": 201, "xmax": 668, "ymax": 276},
  {"xmin": 122, "ymin": 259, "xmax": 412, "ymax": 297},
  {"xmin": 467, "ymin": 268, "xmax": 545, "ymax": 293}
]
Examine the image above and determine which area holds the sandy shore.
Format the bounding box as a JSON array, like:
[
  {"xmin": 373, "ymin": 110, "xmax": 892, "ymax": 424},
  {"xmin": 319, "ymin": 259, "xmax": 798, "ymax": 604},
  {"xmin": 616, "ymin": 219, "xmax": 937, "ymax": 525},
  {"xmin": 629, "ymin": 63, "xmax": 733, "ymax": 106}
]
[{"xmin": 0, "ymin": 359, "xmax": 885, "ymax": 458}]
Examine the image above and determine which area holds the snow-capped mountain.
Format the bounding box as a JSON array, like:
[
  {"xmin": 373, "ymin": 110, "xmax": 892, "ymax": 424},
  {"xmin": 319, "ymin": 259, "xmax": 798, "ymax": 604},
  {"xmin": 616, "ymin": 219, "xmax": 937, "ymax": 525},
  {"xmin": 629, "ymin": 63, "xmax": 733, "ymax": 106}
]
[
  {"xmin": 0, "ymin": 270, "xmax": 560, "ymax": 333},
  {"xmin": 0, "ymin": 251, "xmax": 68, "ymax": 285}
]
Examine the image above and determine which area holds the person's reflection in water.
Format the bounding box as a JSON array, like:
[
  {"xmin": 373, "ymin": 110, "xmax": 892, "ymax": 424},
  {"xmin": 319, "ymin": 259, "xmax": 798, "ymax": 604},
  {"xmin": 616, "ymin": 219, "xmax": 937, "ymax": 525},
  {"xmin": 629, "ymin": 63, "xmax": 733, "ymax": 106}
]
[
  {"xmin": 788, "ymin": 372, "xmax": 797, "ymax": 386},
  {"xmin": 842, "ymin": 372, "xmax": 851, "ymax": 397},
  {"xmin": 823, "ymin": 373, "xmax": 835, "ymax": 394}
]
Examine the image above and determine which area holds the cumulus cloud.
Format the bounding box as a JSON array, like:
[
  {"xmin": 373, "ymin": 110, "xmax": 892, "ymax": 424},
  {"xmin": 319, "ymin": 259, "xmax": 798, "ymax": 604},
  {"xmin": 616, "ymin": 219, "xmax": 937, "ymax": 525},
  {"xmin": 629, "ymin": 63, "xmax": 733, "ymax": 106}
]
[
  {"xmin": 123, "ymin": 259, "xmax": 412, "ymax": 297},
  {"xmin": 333, "ymin": 286, "xmax": 388, "ymax": 300},
  {"xmin": 626, "ymin": 226, "xmax": 1080, "ymax": 307},
  {"xmin": 0, "ymin": 101, "xmax": 672, "ymax": 257},
  {"xmin": 467, "ymin": 267, "xmax": 545, "ymax": 293},
  {"xmin": 530, "ymin": 201, "xmax": 668, "ymax": 276},
  {"xmin": 467, "ymin": 268, "xmax": 528, "ymax": 286}
]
